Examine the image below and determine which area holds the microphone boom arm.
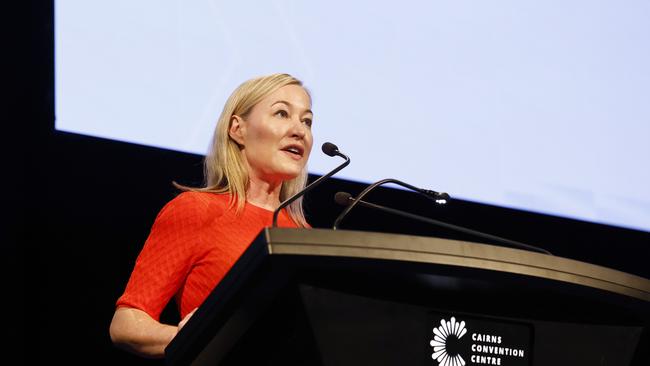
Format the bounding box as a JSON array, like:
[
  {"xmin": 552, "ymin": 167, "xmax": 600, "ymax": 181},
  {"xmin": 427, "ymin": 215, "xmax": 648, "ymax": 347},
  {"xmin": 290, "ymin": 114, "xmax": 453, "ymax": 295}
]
[
  {"xmin": 272, "ymin": 145, "xmax": 350, "ymax": 227},
  {"xmin": 333, "ymin": 178, "xmax": 448, "ymax": 230},
  {"xmin": 344, "ymin": 195, "xmax": 551, "ymax": 255}
]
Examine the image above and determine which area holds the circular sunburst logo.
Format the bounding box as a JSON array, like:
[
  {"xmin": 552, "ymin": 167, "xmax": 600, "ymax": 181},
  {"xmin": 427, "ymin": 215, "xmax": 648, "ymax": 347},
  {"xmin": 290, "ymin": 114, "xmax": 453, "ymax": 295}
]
[{"xmin": 430, "ymin": 317, "xmax": 467, "ymax": 366}]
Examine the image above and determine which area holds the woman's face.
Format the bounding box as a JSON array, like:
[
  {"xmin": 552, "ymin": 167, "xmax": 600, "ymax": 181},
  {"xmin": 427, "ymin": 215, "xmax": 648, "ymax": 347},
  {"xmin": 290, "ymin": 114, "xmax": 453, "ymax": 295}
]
[{"xmin": 230, "ymin": 84, "xmax": 314, "ymax": 185}]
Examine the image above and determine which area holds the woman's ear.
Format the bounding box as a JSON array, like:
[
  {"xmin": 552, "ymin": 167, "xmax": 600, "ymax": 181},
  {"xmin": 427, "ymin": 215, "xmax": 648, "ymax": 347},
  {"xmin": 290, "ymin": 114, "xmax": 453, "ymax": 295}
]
[{"xmin": 229, "ymin": 115, "xmax": 246, "ymax": 146}]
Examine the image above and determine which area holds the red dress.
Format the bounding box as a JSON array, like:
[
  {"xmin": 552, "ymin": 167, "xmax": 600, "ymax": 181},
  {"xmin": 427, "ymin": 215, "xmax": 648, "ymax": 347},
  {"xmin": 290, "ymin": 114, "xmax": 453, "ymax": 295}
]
[{"xmin": 116, "ymin": 191, "xmax": 300, "ymax": 320}]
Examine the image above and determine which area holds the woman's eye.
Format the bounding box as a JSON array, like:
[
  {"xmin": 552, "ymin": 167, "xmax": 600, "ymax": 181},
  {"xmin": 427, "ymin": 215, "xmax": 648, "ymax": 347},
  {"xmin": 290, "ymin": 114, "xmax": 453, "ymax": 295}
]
[
  {"xmin": 303, "ymin": 118, "xmax": 313, "ymax": 127},
  {"xmin": 275, "ymin": 110, "xmax": 288, "ymax": 118}
]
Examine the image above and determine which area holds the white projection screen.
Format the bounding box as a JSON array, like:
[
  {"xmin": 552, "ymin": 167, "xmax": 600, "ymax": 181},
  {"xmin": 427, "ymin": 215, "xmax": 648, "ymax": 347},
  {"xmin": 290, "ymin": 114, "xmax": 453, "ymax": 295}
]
[{"xmin": 54, "ymin": 1, "xmax": 650, "ymax": 232}]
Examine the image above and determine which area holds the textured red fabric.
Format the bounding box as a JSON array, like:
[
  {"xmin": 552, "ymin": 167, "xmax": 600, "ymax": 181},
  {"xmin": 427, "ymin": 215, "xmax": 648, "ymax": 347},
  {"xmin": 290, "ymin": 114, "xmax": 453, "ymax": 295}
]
[{"xmin": 115, "ymin": 191, "xmax": 301, "ymax": 321}]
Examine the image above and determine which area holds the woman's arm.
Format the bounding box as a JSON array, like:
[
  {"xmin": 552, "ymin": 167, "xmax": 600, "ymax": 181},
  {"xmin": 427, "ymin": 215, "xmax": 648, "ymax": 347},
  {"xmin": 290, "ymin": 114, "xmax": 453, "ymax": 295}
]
[{"xmin": 109, "ymin": 306, "xmax": 195, "ymax": 359}]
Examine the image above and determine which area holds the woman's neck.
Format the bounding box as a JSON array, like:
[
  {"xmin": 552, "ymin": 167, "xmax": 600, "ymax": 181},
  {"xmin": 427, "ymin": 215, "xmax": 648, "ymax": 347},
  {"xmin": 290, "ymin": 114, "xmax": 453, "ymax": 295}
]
[{"xmin": 246, "ymin": 177, "xmax": 283, "ymax": 211}]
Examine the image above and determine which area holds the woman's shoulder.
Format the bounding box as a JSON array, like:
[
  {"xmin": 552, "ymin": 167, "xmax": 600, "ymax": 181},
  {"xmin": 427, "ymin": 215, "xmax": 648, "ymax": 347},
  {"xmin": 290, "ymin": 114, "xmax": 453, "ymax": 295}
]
[{"xmin": 159, "ymin": 191, "xmax": 231, "ymax": 219}]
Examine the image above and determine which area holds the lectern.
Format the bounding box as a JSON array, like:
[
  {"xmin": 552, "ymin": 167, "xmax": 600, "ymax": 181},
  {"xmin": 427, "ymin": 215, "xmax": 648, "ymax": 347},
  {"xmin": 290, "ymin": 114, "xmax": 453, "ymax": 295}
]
[{"xmin": 165, "ymin": 228, "xmax": 650, "ymax": 366}]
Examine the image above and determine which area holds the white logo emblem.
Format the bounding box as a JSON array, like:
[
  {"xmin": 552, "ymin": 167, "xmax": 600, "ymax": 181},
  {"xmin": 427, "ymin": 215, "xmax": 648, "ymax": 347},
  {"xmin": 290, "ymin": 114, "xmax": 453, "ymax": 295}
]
[{"xmin": 430, "ymin": 317, "xmax": 467, "ymax": 366}]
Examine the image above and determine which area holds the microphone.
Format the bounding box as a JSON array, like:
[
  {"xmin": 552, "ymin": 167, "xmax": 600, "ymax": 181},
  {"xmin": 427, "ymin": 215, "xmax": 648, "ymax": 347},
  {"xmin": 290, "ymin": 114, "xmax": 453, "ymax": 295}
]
[
  {"xmin": 332, "ymin": 178, "xmax": 449, "ymax": 230},
  {"xmin": 334, "ymin": 191, "xmax": 551, "ymax": 255},
  {"xmin": 272, "ymin": 142, "xmax": 350, "ymax": 227}
]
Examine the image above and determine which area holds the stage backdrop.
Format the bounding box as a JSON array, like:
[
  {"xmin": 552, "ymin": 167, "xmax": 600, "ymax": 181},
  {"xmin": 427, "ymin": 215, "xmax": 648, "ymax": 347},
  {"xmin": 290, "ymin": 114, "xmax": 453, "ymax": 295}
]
[{"xmin": 54, "ymin": 0, "xmax": 650, "ymax": 233}]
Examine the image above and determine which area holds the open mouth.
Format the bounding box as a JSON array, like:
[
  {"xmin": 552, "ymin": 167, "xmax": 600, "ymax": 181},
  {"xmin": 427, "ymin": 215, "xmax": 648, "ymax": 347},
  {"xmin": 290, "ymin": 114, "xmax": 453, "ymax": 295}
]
[{"xmin": 281, "ymin": 145, "xmax": 304, "ymax": 157}]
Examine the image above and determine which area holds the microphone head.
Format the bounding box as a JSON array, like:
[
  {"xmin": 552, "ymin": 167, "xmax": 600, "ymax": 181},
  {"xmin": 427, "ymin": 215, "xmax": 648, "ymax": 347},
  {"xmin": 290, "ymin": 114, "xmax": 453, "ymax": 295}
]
[
  {"xmin": 436, "ymin": 192, "xmax": 451, "ymax": 200},
  {"xmin": 421, "ymin": 189, "xmax": 451, "ymax": 204},
  {"xmin": 334, "ymin": 191, "xmax": 353, "ymax": 206},
  {"xmin": 322, "ymin": 142, "xmax": 339, "ymax": 157}
]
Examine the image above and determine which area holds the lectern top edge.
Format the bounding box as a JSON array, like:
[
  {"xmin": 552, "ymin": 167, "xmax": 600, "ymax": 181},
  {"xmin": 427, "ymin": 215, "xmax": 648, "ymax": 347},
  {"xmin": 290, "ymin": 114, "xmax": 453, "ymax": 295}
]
[{"xmin": 263, "ymin": 227, "xmax": 650, "ymax": 302}]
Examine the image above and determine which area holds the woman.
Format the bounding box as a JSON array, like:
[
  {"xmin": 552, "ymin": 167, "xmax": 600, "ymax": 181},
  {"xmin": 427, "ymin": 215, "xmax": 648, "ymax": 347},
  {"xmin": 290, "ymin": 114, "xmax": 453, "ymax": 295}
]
[{"xmin": 109, "ymin": 73, "xmax": 314, "ymax": 358}]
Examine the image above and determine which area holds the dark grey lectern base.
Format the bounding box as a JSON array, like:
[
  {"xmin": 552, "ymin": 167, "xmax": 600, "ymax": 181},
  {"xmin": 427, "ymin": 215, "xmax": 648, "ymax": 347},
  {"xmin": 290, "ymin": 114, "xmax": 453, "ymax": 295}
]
[{"xmin": 165, "ymin": 228, "xmax": 650, "ymax": 366}]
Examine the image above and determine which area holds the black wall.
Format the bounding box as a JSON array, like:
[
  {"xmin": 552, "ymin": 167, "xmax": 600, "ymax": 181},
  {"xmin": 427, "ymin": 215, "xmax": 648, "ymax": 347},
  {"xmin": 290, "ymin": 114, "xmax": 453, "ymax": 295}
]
[{"xmin": 9, "ymin": 2, "xmax": 649, "ymax": 365}]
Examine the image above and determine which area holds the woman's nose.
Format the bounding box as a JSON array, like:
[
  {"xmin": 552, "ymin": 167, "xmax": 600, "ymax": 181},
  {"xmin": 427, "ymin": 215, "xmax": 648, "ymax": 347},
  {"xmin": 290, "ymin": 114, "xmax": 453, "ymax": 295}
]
[{"xmin": 290, "ymin": 118, "xmax": 308, "ymax": 138}]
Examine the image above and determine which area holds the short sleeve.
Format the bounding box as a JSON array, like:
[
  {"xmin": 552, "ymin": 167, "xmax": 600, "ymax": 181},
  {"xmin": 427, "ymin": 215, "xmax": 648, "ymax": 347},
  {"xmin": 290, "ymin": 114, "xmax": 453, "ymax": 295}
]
[{"xmin": 115, "ymin": 192, "xmax": 220, "ymax": 321}]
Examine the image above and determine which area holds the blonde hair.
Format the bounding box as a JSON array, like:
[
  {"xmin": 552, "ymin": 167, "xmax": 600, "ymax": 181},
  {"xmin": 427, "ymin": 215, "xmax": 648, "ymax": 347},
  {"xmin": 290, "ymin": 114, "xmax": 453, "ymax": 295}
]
[{"xmin": 175, "ymin": 73, "xmax": 310, "ymax": 227}]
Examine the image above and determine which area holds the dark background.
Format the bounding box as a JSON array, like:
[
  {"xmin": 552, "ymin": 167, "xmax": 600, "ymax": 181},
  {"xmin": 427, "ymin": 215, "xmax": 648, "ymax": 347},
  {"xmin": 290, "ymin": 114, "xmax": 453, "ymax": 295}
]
[{"xmin": 6, "ymin": 2, "xmax": 649, "ymax": 364}]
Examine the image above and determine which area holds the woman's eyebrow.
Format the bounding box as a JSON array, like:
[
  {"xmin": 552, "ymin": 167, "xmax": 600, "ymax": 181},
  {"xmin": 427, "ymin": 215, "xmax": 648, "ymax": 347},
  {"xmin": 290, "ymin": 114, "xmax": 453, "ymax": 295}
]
[{"xmin": 271, "ymin": 100, "xmax": 313, "ymax": 115}]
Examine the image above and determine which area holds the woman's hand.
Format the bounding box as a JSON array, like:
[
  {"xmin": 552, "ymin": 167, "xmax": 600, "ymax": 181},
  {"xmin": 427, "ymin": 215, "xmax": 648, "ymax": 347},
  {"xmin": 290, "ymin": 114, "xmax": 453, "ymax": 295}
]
[{"xmin": 177, "ymin": 308, "xmax": 198, "ymax": 332}]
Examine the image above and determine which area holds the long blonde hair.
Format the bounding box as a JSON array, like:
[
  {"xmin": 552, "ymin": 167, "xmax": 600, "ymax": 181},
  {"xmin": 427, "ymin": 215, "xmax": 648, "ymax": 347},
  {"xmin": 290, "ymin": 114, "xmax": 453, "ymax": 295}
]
[{"xmin": 176, "ymin": 73, "xmax": 310, "ymax": 227}]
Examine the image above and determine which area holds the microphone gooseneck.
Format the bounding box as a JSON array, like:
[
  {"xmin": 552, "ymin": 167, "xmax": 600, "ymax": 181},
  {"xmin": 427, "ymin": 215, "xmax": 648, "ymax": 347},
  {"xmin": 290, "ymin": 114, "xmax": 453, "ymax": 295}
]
[
  {"xmin": 332, "ymin": 178, "xmax": 449, "ymax": 230},
  {"xmin": 334, "ymin": 191, "xmax": 552, "ymax": 255},
  {"xmin": 272, "ymin": 142, "xmax": 350, "ymax": 227}
]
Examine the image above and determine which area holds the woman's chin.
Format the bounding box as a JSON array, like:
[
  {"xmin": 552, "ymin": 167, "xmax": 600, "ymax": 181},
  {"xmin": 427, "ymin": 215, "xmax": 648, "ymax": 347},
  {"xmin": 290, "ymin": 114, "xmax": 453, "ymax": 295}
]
[{"xmin": 276, "ymin": 162, "xmax": 305, "ymax": 180}]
